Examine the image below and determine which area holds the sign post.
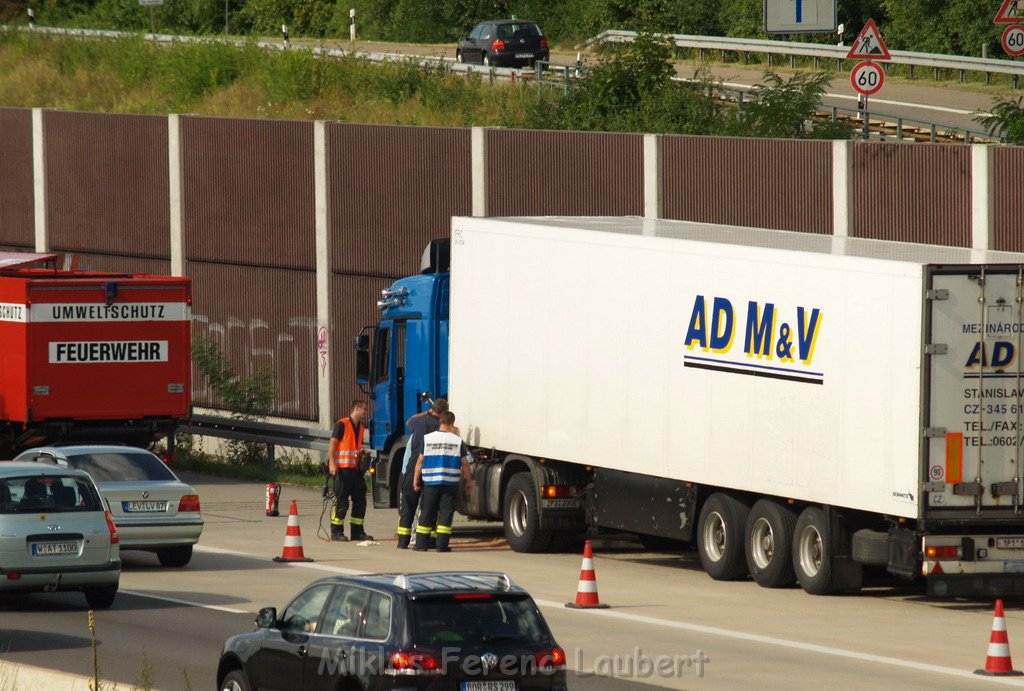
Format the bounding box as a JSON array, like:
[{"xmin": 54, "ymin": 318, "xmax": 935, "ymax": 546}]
[{"xmin": 138, "ymin": 0, "xmax": 162, "ymax": 35}]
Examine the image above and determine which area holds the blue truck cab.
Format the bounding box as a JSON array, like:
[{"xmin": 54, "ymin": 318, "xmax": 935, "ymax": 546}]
[{"xmin": 356, "ymin": 241, "xmax": 449, "ymax": 509}]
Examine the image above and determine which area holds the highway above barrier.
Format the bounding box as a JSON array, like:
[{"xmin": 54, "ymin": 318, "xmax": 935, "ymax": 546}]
[{"xmin": 2, "ymin": 470, "xmax": 1024, "ymax": 689}]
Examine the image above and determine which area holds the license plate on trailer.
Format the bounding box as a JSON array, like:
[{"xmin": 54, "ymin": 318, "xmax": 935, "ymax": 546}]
[
  {"xmin": 461, "ymin": 682, "xmax": 517, "ymax": 691},
  {"xmin": 32, "ymin": 541, "xmax": 78, "ymax": 556},
  {"xmin": 515, "ymin": 53, "xmax": 533, "ymax": 59},
  {"xmin": 998, "ymin": 538, "xmax": 1024, "ymax": 550},
  {"xmin": 1006, "ymin": 562, "xmax": 1024, "ymax": 573},
  {"xmin": 123, "ymin": 501, "xmax": 167, "ymax": 513},
  {"xmin": 542, "ymin": 498, "xmax": 578, "ymax": 509}
]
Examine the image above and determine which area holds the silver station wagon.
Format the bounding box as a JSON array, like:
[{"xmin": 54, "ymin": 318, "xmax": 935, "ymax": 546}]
[
  {"xmin": 16, "ymin": 445, "xmax": 203, "ymax": 567},
  {"xmin": 0, "ymin": 462, "xmax": 120, "ymax": 608}
]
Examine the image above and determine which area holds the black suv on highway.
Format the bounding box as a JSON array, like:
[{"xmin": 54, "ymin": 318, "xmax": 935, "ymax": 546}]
[{"xmin": 217, "ymin": 571, "xmax": 568, "ymax": 690}]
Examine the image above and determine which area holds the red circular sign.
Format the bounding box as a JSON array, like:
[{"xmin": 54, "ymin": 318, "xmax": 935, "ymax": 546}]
[
  {"xmin": 1003, "ymin": 25, "xmax": 1024, "ymax": 57},
  {"xmin": 850, "ymin": 60, "xmax": 885, "ymax": 96}
]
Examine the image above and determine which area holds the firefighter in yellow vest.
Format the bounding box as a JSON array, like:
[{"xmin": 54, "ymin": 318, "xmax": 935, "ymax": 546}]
[{"xmin": 328, "ymin": 400, "xmax": 373, "ymax": 541}]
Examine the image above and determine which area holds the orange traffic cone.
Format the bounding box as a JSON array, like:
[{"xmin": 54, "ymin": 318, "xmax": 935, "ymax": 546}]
[
  {"xmin": 273, "ymin": 500, "xmax": 313, "ymax": 563},
  {"xmin": 565, "ymin": 540, "xmax": 609, "ymax": 609},
  {"xmin": 976, "ymin": 599, "xmax": 1023, "ymax": 676}
]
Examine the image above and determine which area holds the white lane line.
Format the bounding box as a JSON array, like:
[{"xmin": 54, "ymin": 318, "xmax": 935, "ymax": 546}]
[
  {"xmin": 530, "ymin": 599, "xmax": 1024, "ymax": 686},
  {"xmin": 120, "ymin": 590, "xmax": 249, "ymax": 614},
  {"xmin": 194, "ymin": 546, "xmax": 1022, "ymax": 684},
  {"xmin": 717, "ymin": 80, "xmax": 978, "ymax": 116}
]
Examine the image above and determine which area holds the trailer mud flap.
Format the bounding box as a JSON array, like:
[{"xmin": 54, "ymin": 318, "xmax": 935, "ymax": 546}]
[{"xmin": 928, "ymin": 574, "xmax": 1024, "ymax": 597}]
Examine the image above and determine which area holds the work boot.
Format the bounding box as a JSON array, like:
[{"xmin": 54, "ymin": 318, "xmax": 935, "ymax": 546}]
[
  {"xmin": 331, "ymin": 530, "xmax": 349, "ymax": 542},
  {"xmin": 436, "ymin": 535, "xmax": 451, "ymax": 553},
  {"xmin": 412, "ymin": 533, "xmax": 430, "ymax": 551},
  {"xmin": 396, "ymin": 534, "xmax": 411, "ymax": 549},
  {"xmin": 351, "ymin": 528, "xmax": 374, "ymax": 541}
]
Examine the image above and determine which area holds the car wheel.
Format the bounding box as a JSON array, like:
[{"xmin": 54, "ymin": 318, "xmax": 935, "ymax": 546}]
[
  {"xmin": 502, "ymin": 473, "xmax": 552, "ymax": 552},
  {"xmin": 84, "ymin": 585, "xmax": 117, "ymax": 609},
  {"xmin": 221, "ymin": 669, "xmax": 251, "ymax": 691},
  {"xmin": 158, "ymin": 544, "xmax": 193, "ymax": 567},
  {"xmin": 697, "ymin": 493, "xmax": 749, "ymax": 580},
  {"xmin": 483, "ymin": 53, "xmax": 491, "ymax": 67},
  {"xmin": 456, "ymin": 50, "xmax": 464, "ymax": 63},
  {"xmin": 744, "ymin": 499, "xmax": 797, "ymax": 588}
]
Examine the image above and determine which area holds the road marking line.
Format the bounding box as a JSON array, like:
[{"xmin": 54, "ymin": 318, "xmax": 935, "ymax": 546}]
[
  {"xmin": 120, "ymin": 590, "xmax": 249, "ymax": 614},
  {"xmin": 533, "ymin": 598, "xmax": 1024, "ymax": 686},
  {"xmin": 716, "ymin": 80, "xmax": 976, "ymax": 115},
  {"xmin": 195, "ymin": 546, "xmax": 1022, "ymax": 684}
]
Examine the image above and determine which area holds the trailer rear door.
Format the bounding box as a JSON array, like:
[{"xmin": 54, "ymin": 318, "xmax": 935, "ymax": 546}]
[{"xmin": 926, "ymin": 266, "xmax": 1024, "ymax": 517}]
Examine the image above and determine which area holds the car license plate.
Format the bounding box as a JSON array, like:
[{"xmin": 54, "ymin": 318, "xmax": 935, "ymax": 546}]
[
  {"xmin": 1006, "ymin": 561, "xmax": 1024, "ymax": 573},
  {"xmin": 515, "ymin": 53, "xmax": 533, "ymax": 59},
  {"xmin": 461, "ymin": 682, "xmax": 517, "ymax": 691},
  {"xmin": 123, "ymin": 501, "xmax": 167, "ymax": 513},
  {"xmin": 998, "ymin": 538, "xmax": 1024, "ymax": 550},
  {"xmin": 542, "ymin": 498, "xmax": 577, "ymax": 509},
  {"xmin": 32, "ymin": 541, "xmax": 78, "ymax": 556}
]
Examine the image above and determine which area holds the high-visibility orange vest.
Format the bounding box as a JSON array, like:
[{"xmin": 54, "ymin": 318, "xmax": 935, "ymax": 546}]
[{"xmin": 332, "ymin": 418, "xmax": 363, "ymax": 470}]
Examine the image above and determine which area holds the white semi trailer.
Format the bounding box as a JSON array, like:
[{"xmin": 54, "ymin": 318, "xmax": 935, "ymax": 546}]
[{"xmin": 360, "ymin": 216, "xmax": 1024, "ymax": 596}]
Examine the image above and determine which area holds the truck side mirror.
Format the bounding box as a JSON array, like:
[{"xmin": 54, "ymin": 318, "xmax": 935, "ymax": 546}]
[{"xmin": 355, "ymin": 334, "xmax": 370, "ymax": 385}]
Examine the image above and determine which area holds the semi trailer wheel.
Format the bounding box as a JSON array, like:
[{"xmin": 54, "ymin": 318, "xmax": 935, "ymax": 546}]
[
  {"xmin": 793, "ymin": 506, "xmax": 833, "ymax": 595},
  {"xmin": 744, "ymin": 499, "xmax": 797, "ymax": 588},
  {"xmin": 697, "ymin": 493, "xmax": 750, "ymax": 580},
  {"xmin": 503, "ymin": 473, "xmax": 552, "ymax": 552}
]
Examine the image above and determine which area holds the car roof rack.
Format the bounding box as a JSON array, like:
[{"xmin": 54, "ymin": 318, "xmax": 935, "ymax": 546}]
[{"xmin": 391, "ymin": 572, "xmax": 517, "ymax": 592}]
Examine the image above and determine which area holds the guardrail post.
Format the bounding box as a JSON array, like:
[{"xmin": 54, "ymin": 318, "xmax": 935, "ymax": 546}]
[
  {"xmin": 699, "ymin": 48, "xmax": 706, "ymax": 61},
  {"xmin": 789, "ymin": 54, "xmax": 796, "ymax": 68},
  {"xmin": 266, "ymin": 443, "xmax": 275, "ymax": 471},
  {"xmin": 930, "ymin": 124, "xmax": 936, "ymax": 143},
  {"xmin": 813, "ymin": 57, "xmax": 819, "ymax": 69},
  {"xmin": 909, "ymin": 65, "xmax": 915, "ymax": 79},
  {"xmin": 767, "ymin": 53, "xmax": 773, "ymax": 67},
  {"xmin": 1015, "ymin": 75, "xmax": 1020, "ymax": 90},
  {"xmin": 830, "ymin": 106, "xmax": 837, "ymax": 121},
  {"xmin": 986, "ymin": 72, "xmax": 992, "ymax": 85},
  {"xmin": 934, "ymin": 67, "xmax": 940, "ymax": 81},
  {"xmin": 896, "ymin": 117, "xmax": 904, "ymax": 140},
  {"xmin": 959, "ymin": 69, "xmax": 965, "ymax": 83}
]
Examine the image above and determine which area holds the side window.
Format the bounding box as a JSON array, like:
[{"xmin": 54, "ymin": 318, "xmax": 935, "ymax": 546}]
[
  {"xmin": 481, "ymin": 23, "xmax": 492, "ymax": 40},
  {"xmin": 281, "ymin": 584, "xmax": 333, "ymax": 633},
  {"xmin": 363, "ymin": 592, "xmax": 392, "ymax": 639},
  {"xmin": 373, "ymin": 326, "xmax": 390, "ymax": 385},
  {"xmin": 470, "ymin": 23, "xmax": 485, "ymax": 40},
  {"xmin": 322, "ymin": 585, "xmax": 370, "ymax": 637}
]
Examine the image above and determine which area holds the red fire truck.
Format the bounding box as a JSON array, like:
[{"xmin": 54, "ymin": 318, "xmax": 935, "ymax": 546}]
[{"xmin": 0, "ymin": 253, "xmax": 191, "ymax": 454}]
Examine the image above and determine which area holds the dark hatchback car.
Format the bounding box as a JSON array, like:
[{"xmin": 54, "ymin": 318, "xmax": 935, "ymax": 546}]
[
  {"xmin": 456, "ymin": 20, "xmax": 550, "ymax": 68},
  {"xmin": 217, "ymin": 571, "xmax": 568, "ymax": 691}
]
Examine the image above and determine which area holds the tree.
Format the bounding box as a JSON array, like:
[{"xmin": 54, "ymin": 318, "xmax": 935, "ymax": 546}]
[
  {"xmin": 739, "ymin": 71, "xmax": 852, "ymax": 139},
  {"xmin": 976, "ymin": 96, "xmax": 1024, "ymax": 145}
]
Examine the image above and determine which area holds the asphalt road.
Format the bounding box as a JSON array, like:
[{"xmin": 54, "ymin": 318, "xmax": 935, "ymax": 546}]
[
  {"xmin": 315, "ymin": 38, "xmax": 1003, "ymax": 134},
  {"xmin": 6, "ymin": 472, "xmax": 1024, "ymax": 689}
]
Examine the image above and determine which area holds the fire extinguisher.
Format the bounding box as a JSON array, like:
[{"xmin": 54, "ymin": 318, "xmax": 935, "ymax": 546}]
[{"xmin": 266, "ymin": 483, "xmax": 281, "ymax": 516}]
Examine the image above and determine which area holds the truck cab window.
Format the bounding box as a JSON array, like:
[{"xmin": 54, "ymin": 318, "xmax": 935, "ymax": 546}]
[{"xmin": 373, "ymin": 327, "xmax": 390, "ymax": 385}]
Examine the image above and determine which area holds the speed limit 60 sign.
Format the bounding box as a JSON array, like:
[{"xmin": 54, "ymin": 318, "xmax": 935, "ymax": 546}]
[
  {"xmin": 851, "ymin": 60, "xmax": 885, "ymax": 96},
  {"xmin": 1003, "ymin": 25, "xmax": 1024, "ymax": 57}
]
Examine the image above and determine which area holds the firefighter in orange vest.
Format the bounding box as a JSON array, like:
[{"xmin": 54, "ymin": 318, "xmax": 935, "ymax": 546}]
[{"xmin": 328, "ymin": 400, "xmax": 373, "ymax": 541}]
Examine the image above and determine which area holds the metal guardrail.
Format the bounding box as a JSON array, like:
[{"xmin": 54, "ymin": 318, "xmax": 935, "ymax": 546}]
[
  {"xmin": 585, "ymin": 30, "xmax": 1024, "ymax": 84},
  {"xmin": 176, "ymin": 413, "xmax": 330, "ymax": 469}
]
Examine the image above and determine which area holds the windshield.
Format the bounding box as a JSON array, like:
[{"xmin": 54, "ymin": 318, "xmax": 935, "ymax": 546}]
[
  {"xmin": 68, "ymin": 452, "xmax": 177, "ymax": 482},
  {"xmin": 411, "ymin": 595, "xmax": 549, "ymax": 646},
  {"xmin": 0, "ymin": 475, "xmax": 102, "ymax": 514}
]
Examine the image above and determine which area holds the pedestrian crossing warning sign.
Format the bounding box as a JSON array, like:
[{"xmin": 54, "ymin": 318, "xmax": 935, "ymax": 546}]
[
  {"xmin": 846, "ymin": 18, "xmax": 891, "ymax": 61},
  {"xmin": 995, "ymin": 0, "xmax": 1024, "ymax": 24}
]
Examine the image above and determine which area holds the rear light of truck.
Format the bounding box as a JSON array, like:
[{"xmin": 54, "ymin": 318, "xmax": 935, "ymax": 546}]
[
  {"xmin": 542, "ymin": 485, "xmax": 572, "ymax": 498},
  {"xmin": 926, "ymin": 545, "xmax": 961, "ymax": 559},
  {"xmin": 491, "ymin": 39, "xmax": 505, "ymax": 51},
  {"xmin": 387, "ymin": 651, "xmax": 442, "ymax": 675},
  {"xmin": 535, "ymin": 647, "xmax": 566, "ymax": 669},
  {"xmin": 178, "ymin": 495, "xmax": 201, "ymax": 512},
  {"xmin": 105, "ymin": 511, "xmax": 119, "ymax": 544}
]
